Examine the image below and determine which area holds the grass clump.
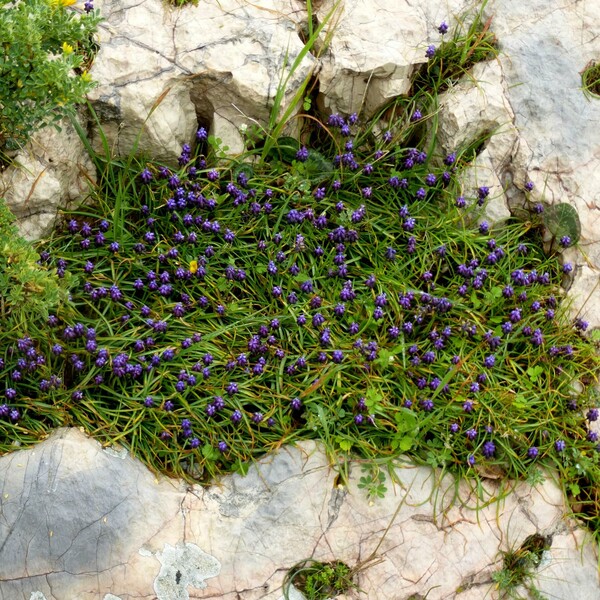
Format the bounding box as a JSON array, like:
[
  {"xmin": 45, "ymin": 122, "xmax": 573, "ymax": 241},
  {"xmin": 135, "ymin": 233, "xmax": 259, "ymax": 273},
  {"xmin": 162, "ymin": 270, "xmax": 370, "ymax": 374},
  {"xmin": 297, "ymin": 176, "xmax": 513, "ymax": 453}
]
[
  {"xmin": 492, "ymin": 533, "xmax": 552, "ymax": 599},
  {"xmin": 582, "ymin": 61, "xmax": 600, "ymax": 99},
  {"xmin": 283, "ymin": 559, "xmax": 356, "ymax": 600},
  {"xmin": 1, "ymin": 12, "xmax": 600, "ymax": 541},
  {"xmin": 0, "ymin": 197, "xmax": 71, "ymax": 448},
  {"xmin": 411, "ymin": 0, "xmax": 498, "ymax": 97}
]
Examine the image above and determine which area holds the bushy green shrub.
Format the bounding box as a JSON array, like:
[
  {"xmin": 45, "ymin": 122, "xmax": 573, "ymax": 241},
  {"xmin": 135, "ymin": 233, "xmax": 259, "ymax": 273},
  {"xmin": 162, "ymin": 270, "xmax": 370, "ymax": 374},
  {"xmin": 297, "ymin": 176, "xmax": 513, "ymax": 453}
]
[
  {"xmin": 0, "ymin": 0, "xmax": 101, "ymax": 154},
  {"xmin": 0, "ymin": 197, "xmax": 69, "ymax": 322}
]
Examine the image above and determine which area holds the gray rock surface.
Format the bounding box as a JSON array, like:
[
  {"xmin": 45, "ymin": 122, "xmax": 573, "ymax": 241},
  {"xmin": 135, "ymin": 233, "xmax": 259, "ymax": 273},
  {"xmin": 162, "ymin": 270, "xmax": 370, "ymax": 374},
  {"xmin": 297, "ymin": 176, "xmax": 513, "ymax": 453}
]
[
  {"xmin": 88, "ymin": 0, "xmax": 315, "ymax": 163},
  {"xmin": 0, "ymin": 429, "xmax": 598, "ymax": 599},
  {"xmin": 487, "ymin": 0, "xmax": 600, "ymax": 328},
  {"xmin": 1, "ymin": 118, "xmax": 95, "ymax": 241},
  {"xmin": 316, "ymin": 0, "xmax": 471, "ymax": 117}
]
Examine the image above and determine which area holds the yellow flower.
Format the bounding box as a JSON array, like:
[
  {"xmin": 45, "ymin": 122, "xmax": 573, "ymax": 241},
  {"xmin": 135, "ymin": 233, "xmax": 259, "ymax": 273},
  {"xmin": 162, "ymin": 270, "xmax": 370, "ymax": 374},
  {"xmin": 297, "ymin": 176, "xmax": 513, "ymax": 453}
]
[
  {"xmin": 189, "ymin": 260, "xmax": 198, "ymax": 274},
  {"xmin": 62, "ymin": 42, "xmax": 74, "ymax": 55},
  {"xmin": 80, "ymin": 70, "xmax": 92, "ymax": 83},
  {"xmin": 49, "ymin": 0, "xmax": 77, "ymax": 7}
]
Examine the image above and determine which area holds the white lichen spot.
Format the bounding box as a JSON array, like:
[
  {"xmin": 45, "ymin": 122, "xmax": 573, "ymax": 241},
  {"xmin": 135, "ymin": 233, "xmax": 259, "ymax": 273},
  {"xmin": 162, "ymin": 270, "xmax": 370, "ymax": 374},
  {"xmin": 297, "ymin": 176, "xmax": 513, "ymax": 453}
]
[
  {"xmin": 29, "ymin": 594, "xmax": 48, "ymax": 600},
  {"xmin": 153, "ymin": 542, "xmax": 221, "ymax": 600},
  {"xmin": 102, "ymin": 445, "xmax": 128, "ymax": 459},
  {"xmin": 103, "ymin": 595, "xmax": 123, "ymax": 600}
]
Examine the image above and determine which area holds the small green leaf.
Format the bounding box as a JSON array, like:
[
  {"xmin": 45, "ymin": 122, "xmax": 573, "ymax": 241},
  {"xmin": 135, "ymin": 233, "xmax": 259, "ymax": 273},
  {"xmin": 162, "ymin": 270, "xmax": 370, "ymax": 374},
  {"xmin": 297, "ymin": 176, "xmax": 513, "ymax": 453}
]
[
  {"xmin": 393, "ymin": 436, "xmax": 415, "ymax": 452},
  {"xmin": 543, "ymin": 202, "xmax": 581, "ymax": 247},
  {"xmin": 366, "ymin": 389, "xmax": 383, "ymax": 408},
  {"xmin": 202, "ymin": 443, "xmax": 220, "ymax": 460},
  {"xmin": 527, "ymin": 365, "xmax": 544, "ymax": 382},
  {"xmin": 338, "ymin": 438, "xmax": 352, "ymax": 452}
]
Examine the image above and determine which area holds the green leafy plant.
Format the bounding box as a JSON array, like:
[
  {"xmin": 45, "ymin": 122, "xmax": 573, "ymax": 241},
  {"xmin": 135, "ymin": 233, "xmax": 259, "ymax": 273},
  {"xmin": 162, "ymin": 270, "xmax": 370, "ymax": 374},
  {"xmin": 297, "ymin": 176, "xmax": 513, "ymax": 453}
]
[
  {"xmin": 0, "ymin": 197, "xmax": 71, "ymax": 451},
  {"xmin": 165, "ymin": 0, "xmax": 197, "ymax": 6},
  {"xmin": 411, "ymin": 0, "xmax": 498, "ymax": 97},
  {"xmin": 283, "ymin": 559, "xmax": 356, "ymax": 600},
  {"xmin": 542, "ymin": 202, "xmax": 581, "ymax": 251},
  {"xmin": 492, "ymin": 534, "xmax": 552, "ymax": 599},
  {"xmin": 0, "ymin": 197, "xmax": 70, "ymax": 322},
  {"xmin": 0, "ymin": 0, "xmax": 101, "ymax": 156},
  {"xmin": 357, "ymin": 463, "xmax": 388, "ymax": 501}
]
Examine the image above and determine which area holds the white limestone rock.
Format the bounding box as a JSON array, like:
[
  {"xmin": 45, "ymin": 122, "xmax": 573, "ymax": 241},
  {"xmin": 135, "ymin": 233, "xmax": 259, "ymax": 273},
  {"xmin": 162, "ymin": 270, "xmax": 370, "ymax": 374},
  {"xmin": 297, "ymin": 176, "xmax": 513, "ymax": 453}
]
[
  {"xmin": 436, "ymin": 59, "xmax": 517, "ymax": 224},
  {"xmin": 315, "ymin": 0, "xmax": 472, "ymax": 117},
  {"xmin": 486, "ymin": 0, "xmax": 600, "ymax": 327},
  {"xmin": 0, "ymin": 119, "xmax": 95, "ymax": 241},
  {"xmin": 0, "ymin": 429, "xmax": 598, "ymax": 600},
  {"xmin": 89, "ymin": 0, "xmax": 315, "ymax": 164}
]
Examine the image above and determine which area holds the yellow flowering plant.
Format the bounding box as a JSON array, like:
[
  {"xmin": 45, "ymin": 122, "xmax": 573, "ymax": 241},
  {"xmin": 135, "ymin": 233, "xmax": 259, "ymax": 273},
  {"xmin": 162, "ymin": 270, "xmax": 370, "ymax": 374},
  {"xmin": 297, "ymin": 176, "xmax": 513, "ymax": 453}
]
[{"xmin": 0, "ymin": 0, "xmax": 101, "ymax": 157}]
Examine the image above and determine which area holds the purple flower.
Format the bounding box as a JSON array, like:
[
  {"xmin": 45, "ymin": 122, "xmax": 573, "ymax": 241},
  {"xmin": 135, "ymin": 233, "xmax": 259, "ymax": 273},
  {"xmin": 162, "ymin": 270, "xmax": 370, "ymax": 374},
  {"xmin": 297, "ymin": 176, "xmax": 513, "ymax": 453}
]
[
  {"xmin": 530, "ymin": 328, "xmax": 544, "ymax": 346},
  {"xmin": 226, "ymin": 382, "xmax": 239, "ymax": 396},
  {"xmin": 560, "ymin": 235, "xmax": 571, "ymax": 247},
  {"xmin": 466, "ymin": 428, "xmax": 477, "ymax": 441},
  {"xmin": 320, "ymin": 328, "xmax": 332, "ymax": 347},
  {"xmin": 527, "ymin": 446, "xmax": 539, "ymax": 459},
  {"xmin": 300, "ymin": 279, "xmax": 314, "ymax": 293},
  {"xmin": 312, "ymin": 313, "xmax": 325, "ymax": 327},
  {"xmin": 555, "ymin": 440, "xmax": 566, "ymax": 452},
  {"xmin": 438, "ymin": 21, "xmax": 449, "ymax": 34},
  {"xmin": 421, "ymin": 399, "xmax": 434, "ymax": 411},
  {"xmin": 484, "ymin": 355, "xmax": 496, "ymax": 368},
  {"xmin": 478, "ymin": 186, "xmax": 490, "ymax": 201},
  {"xmin": 332, "ymin": 350, "xmax": 344, "ymax": 363},
  {"xmin": 296, "ymin": 146, "xmax": 309, "ymax": 162},
  {"xmin": 425, "ymin": 45, "xmax": 436, "ymax": 58},
  {"xmin": 482, "ymin": 441, "xmax": 496, "ymax": 458}
]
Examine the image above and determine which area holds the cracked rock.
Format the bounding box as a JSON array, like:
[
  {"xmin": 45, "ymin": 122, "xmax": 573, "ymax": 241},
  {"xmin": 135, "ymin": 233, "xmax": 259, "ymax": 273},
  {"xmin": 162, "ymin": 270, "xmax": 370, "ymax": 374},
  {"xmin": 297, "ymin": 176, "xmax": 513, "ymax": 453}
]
[{"xmin": 0, "ymin": 429, "xmax": 598, "ymax": 599}]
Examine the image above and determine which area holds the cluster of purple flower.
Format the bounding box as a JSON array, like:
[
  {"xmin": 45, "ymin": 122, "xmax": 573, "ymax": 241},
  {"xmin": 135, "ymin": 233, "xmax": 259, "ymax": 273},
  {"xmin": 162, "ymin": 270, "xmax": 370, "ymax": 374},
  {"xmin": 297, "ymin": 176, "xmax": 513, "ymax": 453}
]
[{"xmin": 11, "ymin": 50, "xmax": 594, "ymax": 486}]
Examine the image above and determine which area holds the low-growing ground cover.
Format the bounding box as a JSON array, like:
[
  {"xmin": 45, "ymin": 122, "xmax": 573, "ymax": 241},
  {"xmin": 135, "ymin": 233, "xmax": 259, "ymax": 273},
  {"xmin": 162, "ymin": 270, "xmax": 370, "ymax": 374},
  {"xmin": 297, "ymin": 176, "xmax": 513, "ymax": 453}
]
[{"xmin": 1, "ymin": 10, "xmax": 600, "ymax": 546}]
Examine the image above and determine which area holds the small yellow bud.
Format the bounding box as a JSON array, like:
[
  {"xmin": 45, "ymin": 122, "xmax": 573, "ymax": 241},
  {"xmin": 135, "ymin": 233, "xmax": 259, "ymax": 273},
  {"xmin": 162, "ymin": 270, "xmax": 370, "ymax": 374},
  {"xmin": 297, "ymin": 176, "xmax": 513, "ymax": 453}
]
[
  {"xmin": 80, "ymin": 70, "xmax": 92, "ymax": 83},
  {"xmin": 189, "ymin": 260, "xmax": 198, "ymax": 274},
  {"xmin": 50, "ymin": 0, "xmax": 77, "ymax": 7},
  {"xmin": 62, "ymin": 42, "xmax": 74, "ymax": 55}
]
